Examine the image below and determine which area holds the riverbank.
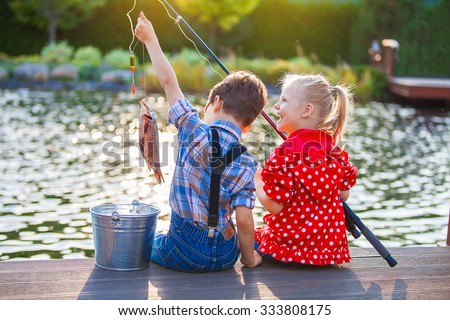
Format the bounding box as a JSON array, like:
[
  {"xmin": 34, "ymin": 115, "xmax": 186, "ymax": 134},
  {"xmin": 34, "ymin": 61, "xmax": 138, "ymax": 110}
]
[
  {"xmin": 0, "ymin": 78, "xmax": 130, "ymax": 92},
  {"xmin": 0, "ymin": 79, "xmax": 283, "ymax": 98}
]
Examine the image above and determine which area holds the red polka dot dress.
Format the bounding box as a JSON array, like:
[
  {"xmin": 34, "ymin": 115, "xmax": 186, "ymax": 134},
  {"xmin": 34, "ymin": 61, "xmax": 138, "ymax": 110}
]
[{"xmin": 254, "ymin": 129, "xmax": 358, "ymax": 266}]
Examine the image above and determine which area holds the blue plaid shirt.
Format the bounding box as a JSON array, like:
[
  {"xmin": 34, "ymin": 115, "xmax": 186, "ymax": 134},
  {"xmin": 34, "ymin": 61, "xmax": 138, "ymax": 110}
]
[{"xmin": 168, "ymin": 98, "xmax": 257, "ymax": 230}]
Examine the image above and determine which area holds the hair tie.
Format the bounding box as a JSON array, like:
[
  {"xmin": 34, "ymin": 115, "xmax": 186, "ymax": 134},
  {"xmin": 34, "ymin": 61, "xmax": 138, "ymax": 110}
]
[{"xmin": 330, "ymin": 86, "xmax": 337, "ymax": 94}]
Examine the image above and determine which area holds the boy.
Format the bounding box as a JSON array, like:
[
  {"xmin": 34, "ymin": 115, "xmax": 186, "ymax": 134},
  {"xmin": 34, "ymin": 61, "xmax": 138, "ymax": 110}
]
[{"xmin": 135, "ymin": 11, "xmax": 266, "ymax": 271}]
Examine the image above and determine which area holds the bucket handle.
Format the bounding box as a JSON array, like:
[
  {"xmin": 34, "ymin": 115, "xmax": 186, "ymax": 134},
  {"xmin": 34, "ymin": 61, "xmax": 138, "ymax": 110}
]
[
  {"xmin": 111, "ymin": 211, "xmax": 122, "ymax": 226},
  {"xmin": 130, "ymin": 199, "xmax": 140, "ymax": 214},
  {"xmin": 109, "ymin": 200, "xmax": 142, "ymax": 226}
]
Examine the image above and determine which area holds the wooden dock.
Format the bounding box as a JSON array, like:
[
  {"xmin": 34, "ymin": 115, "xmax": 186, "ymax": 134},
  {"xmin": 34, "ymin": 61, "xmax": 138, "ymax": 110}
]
[
  {"xmin": 368, "ymin": 39, "xmax": 450, "ymax": 101},
  {"xmin": 0, "ymin": 246, "xmax": 449, "ymax": 300},
  {"xmin": 389, "ymin": 77, "xmax": 450, "ymax": 100}
]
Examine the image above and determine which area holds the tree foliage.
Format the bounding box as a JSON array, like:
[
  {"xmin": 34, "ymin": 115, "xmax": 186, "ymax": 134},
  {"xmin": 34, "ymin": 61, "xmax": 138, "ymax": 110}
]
[
  {"xmin": 9, "ymin": 0, "xmax": 106, "ymax": 43},
  {"xmin": 173, "ymin": 0, "xmax": 262, "ymax": 49},
  {"xmin": 350, "ymin": 0, "xmax": 450, "ymax": 77},
  {"xmin": 174, "ymin": 0, "xmax": 262, "ymax": 31}
]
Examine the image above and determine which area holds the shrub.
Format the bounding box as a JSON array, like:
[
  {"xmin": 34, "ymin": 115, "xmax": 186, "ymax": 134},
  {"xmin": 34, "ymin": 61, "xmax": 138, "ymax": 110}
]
[
  {"xmin": 141, "ymin": 54, "xmax": 388, "ymax": 101},
  {"xmin": 73, "ymin": 46, "xmax": 102, "ymax": 67},
  {"xmin": 288, "ymin": 57, "xmax": 314, "ymax": 74},
  {"xmin": 174, "ymin": 47, "xmax": 205, "ymax": 65},
  {"xmin": 104, "ymin": 48, "xmax": 138, "ymax": 69},
  {"xmin": 11, "ymin": 54, "xmax": 41, "ymax": 63},
  {"xmin": 41, "ymin": 41, "xmax": 74, "ymax": 64},
  {"xmin": 354, "ymin": 66, "xmax": 388, "ymax": 102},
  {"xmin": 266, "ymin": 59, "xmax": 293, "ymax": 85},
  {"xmin": 139, "ymin": 66, "xmax": 162, "ymax": 93},
  {"xmin": 78, "ymin": 65, "xmax": 99, "ymax": 81},
  {"xmin": 228, "ymin": 57, "xmax": 273, "ymax": 82}
]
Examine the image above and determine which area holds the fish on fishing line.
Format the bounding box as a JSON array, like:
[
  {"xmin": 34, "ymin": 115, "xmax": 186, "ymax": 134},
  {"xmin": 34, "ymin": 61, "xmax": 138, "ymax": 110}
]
[
  {"xmin": 127, "ymin": 0, "xmax": 164, "ymax": 184},
  {"xmin": 139, "ymin": 98, "xmax": 164, "ymax": 184}
]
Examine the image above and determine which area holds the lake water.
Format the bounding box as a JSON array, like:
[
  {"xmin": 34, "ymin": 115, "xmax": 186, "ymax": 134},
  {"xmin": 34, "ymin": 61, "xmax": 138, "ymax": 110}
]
[{"xmin": 0, "ymin": 88, "xmax": 449, "ymax": 261}]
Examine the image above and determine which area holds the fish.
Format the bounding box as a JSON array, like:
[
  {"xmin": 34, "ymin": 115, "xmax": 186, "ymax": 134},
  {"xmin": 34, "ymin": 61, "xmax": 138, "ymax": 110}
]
[{"xmin": 139, "ymin": 98, "xmax": 164, "ymax": 184}]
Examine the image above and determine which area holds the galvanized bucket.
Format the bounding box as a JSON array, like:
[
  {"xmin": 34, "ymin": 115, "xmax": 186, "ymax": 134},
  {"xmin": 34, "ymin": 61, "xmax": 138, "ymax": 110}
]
[{"xmin": 90, "ymin": 200, "xmax": 160, "ymax": 271}]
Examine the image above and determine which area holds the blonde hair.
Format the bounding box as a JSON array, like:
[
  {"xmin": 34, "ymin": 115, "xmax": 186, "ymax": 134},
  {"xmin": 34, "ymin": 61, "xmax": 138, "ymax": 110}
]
[{"xmin": 280, "ymin": 74, "xmax": 354, "ymax": 144}]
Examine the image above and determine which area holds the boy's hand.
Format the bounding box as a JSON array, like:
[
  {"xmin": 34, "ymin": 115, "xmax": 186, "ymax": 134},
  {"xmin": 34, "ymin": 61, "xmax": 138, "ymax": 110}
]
[
  {"xmin": 134, "ymin": 10, "xmax": 184, "ymax": 106},
  {"xmin": 241, "ymin": 250, "xmax": 263, "ymax": 268},
  {"xmin": 135, "ymin": 11, "xmax": 157, "ymax": 44}
]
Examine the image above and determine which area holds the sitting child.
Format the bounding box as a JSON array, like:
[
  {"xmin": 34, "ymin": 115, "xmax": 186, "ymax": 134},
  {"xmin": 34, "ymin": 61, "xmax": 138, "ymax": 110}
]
[
  {"xmin": 254, "ymin": 74, "xmax": 358, "ymax": 266},
  {"xmin": 135, "ymin": 11, "xmax": 267, "ymax": 271}
]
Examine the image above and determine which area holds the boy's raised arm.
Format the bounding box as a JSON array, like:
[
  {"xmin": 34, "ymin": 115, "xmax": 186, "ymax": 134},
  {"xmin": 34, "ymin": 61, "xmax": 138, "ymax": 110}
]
[{"xmin": 135, "ymin": 11, "xmax": 184, "ymax": 106}]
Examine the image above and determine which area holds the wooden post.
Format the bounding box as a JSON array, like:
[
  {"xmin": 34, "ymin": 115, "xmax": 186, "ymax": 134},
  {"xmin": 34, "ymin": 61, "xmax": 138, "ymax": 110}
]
[
  {"xmin": 381, "ymin": 39, "xmax": 399, "ymax": 77},
  {"xmin": 368, "ymin": 39, "xmax": 399, "ymax": 77}
]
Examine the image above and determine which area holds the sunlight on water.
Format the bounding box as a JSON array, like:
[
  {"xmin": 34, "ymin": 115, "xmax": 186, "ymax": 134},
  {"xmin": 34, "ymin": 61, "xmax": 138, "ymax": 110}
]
[{"xmin": 0, "ymin": 89, "xmax": 449, "ymax": 261}]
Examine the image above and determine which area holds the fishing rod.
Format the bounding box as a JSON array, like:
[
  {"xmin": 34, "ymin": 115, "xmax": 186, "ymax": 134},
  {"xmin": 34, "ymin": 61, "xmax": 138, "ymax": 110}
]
[
  {"xmin": 159, "ymin": 0, "xmax": 287, "ymax": 140},
  {"xmin": 159, "ymin": 0, "xmax": 397, "ymax": 267}
]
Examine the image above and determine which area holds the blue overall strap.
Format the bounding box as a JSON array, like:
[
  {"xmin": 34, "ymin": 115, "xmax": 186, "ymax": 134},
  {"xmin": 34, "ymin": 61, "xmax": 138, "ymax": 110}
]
[{"xmin": 208, "ymin": 128, "xmax": 247, "ymax": 237}]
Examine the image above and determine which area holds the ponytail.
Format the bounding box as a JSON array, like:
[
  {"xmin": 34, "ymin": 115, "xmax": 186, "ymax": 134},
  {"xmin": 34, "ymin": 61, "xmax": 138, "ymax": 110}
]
[{"xmin": 319, "ymin": 84, "xmax": 354, "ymax": 144}]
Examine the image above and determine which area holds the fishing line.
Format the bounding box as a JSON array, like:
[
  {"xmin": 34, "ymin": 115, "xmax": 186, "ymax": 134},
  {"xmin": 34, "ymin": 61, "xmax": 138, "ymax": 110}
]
[
  {"xmin": 126, "ymin": 0, "xmax": 138, "ymax": 54},
  {"xmin": 142, "ymin": 42, "xmax": 147, "ymax": 97},
  {"xmin": 158, "ymin": 0, "xmax": 224, "ymax": 80},
  {"xmin": 158, "ymin": 0, "xmax": 281, "ymax": 142},
  {"xmin": 127, "ymin": 0, "xmax": 145, "ymax": 94}
]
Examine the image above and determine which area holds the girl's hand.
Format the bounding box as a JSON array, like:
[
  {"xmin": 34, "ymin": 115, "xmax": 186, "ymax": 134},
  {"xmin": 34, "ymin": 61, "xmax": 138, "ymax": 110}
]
[
  {"xmin": 341, "ymin": 190, "xmax": 350, "ymax": 201},
  {"xmin": 254, "ymin": 165, "xmax": 263, "ymax": 185},
  {"xmin": 254, "ymin": 164, "xmax": 284, "ymax": 215}
]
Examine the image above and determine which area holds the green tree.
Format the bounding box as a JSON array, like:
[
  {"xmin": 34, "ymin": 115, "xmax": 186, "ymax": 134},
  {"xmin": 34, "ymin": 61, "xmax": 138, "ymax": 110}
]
[
  {"xmin": 9, "ymin": 0, "xmax": 107, "ymax": 44},
  {"xmin": 174, "ymin": 0, "xmax": 262, "ymax": 50}
]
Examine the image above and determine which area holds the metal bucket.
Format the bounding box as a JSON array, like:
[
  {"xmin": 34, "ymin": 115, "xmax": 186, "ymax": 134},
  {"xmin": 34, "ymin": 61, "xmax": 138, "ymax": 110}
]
[{"xmin": 90, "ymin": 200, "xmax": 160, "ymax": 271}]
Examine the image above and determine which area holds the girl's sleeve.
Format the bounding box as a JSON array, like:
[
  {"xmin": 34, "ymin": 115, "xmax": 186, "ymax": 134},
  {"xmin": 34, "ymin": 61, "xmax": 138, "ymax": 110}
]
[
  {"xmin": 340, "ymin": 163, "xmax": 358, "ymax": 191},
  {"xmin": 261, "ymin": 152, "xmax": 295, "ymax": 205},
  {"xmin": 336, "ymin": 150, "xmax": 358, "ymax": 191}
]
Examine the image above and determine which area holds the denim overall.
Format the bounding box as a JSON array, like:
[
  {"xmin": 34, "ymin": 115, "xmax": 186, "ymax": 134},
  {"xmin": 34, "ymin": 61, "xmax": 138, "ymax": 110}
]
[{"xmin": 151, "ymin": 128, "xmax": 247, "ymax": 272}]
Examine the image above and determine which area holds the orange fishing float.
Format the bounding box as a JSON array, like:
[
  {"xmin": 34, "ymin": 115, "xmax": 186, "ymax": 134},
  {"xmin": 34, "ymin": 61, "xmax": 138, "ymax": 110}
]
[{"xmin": 130, "ymin": 53, "xmax": 136, "ymax": 94}]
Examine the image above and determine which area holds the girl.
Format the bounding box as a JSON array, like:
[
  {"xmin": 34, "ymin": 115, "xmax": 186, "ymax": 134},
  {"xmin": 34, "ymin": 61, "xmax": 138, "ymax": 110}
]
[{"xmin": 254, "ymin": 74, "xmax": 358, "ymax": 266}]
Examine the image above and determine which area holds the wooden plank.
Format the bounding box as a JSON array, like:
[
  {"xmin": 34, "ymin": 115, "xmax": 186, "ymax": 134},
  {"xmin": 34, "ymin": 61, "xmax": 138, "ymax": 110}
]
[
  {"xmin": 389, "ymin": 77, "xmax": 450, "ymax": 100},
  {"xmin": 0, "ymin": 247, "xmax": 449, "ymax": 300}
]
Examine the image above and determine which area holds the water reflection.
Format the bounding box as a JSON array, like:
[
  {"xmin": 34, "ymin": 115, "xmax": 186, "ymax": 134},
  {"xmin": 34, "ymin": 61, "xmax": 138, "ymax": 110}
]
[{"xmin": 0, "ymin": 89, "xmax": 449, "ymax": 261}]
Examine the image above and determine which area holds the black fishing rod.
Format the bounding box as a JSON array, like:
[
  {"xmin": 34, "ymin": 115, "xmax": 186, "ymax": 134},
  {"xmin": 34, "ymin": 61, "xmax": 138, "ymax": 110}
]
[
  {"xmin": 159, "ymin": 0, "xmax": 397, "ymax": 267},
  {"xmin": 159, "ymin": 0, "xmax": 287, "ymax": 140}
]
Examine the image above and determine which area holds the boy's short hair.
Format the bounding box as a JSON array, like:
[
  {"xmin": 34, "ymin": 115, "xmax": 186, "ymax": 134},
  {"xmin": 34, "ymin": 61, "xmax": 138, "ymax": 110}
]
[{"xmin": 208, "ymin": 71, "xmax": 268, "ymax": 127}]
